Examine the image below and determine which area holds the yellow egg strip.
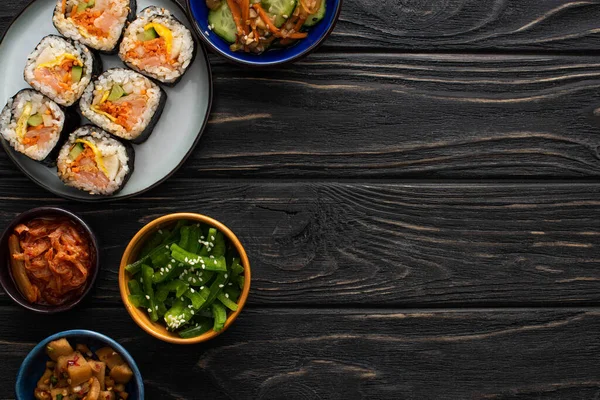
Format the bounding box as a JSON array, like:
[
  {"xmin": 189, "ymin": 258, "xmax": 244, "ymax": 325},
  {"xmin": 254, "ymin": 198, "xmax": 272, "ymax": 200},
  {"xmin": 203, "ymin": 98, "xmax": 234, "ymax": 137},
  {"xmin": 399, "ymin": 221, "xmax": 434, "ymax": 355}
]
[
  {"xmin": 36, "ymin": 54, "xmax": 82, "ymax": 69},
  {"xmin": 144, "ymin": 22, "xmax": 173, "ymax": 55}
]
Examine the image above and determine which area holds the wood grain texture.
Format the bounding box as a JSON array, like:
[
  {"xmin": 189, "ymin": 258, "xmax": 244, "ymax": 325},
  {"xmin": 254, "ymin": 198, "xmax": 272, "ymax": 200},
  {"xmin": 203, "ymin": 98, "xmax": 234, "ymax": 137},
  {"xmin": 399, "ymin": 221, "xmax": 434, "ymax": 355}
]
[
  {"xmin": 0, "ymin": 180, "xmax": 598, "ymax": 307},
  {"xmin": 6, "ymin": 0, "xmax": 600, "ymax": 51},
  {"xmin": 2, "ymin": 307, "xmax": 600, "ymax": 399},
  {"xmin": 6, "ymin": 53, "xmax": 600, "ymax": 179}
]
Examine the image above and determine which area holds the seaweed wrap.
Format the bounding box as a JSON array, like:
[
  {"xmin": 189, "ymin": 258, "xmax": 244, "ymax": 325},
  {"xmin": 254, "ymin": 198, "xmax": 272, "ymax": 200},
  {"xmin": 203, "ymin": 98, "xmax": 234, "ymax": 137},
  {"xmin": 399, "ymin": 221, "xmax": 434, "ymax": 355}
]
[
  {"xmin": 0, "ymin": 89, "xmax": 80, "ymax": 166},
  {"xmin": 24, "ymin": 35, "xmax": 101, "ymax": 107},
  {"xmin": 53, "ymin": 0, "xmax": 136, "ymax": 54},
  {"xmin": 79, "ymin": 68, "xmax": 166, "ymax": 144},
  {"xmin": 57, "ymin": 125, "xmax": 134, "ymax": 195},
  {"xmin": 119, "ymin": 6, "xmax": 195, "ymax": 85}
]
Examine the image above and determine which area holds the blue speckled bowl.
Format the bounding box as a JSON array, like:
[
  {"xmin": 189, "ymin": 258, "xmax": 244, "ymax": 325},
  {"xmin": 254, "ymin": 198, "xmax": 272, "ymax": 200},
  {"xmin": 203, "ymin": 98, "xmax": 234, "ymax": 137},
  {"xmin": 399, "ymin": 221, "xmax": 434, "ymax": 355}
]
[
  {"xmin": 16, "ymin": 330, "xmax": 144, "ymax": 399},
  {"xmin": 187, "ymin": 0, "xmax": 342, "ymax": 66}
]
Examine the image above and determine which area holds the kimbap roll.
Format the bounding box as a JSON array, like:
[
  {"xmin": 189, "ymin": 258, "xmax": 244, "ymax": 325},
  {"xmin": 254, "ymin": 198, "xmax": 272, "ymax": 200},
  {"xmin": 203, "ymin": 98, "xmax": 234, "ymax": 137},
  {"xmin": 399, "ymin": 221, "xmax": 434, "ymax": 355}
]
[
  {"xmin": 57, "ymin": 125, "xmax": 134, "ymax": 195},
  {"xmin": 79, "ymin": 68, "xmax": 166, "ymax": 143},
  {"xmin": 53, "ymin": 0, "xmax": 136, "ymax": 54},
  {"xmin": 119, "ymin": 6, "xmax": 196, "ymax": 85},
  {"xmin": 0, "ymin": 89, "xmax": 79, "ymax": 166},
  {"xmin": 24, "ymin": 35, "xmax": 101, "ymax": 107}
]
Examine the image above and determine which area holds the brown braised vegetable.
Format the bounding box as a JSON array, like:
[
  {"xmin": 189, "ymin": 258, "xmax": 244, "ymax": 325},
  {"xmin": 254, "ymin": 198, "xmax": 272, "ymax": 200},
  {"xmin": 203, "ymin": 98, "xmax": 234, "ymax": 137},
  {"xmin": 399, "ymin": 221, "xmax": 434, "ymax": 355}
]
[
  {"xmin": 8, "ymin": 234, "xmax": 39, "ymax": 303},
  {"xmin": 35, "ymin": 338, "xmax": 132, "ymax": 400}
]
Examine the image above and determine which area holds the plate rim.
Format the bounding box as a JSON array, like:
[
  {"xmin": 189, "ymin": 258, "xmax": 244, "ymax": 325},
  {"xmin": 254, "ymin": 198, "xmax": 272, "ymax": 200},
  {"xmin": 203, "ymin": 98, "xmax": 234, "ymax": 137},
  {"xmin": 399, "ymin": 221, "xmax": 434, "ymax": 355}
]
[{"xmin": 0, "ymin": 0, "xmax": 214, "ymax": 203}]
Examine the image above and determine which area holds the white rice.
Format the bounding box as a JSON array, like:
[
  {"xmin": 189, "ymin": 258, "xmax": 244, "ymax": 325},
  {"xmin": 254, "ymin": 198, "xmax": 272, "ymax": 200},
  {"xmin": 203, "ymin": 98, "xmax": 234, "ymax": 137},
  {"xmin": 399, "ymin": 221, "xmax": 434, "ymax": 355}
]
[
  {"xmin": 0, "ymin": 90, "xmax": 64, "ymax": 161},
  {"xmin": 119, "ymin": 6, "xmax": 195, "ymax": 83},
  {"xmin": 24, "ymin": 36, "xmax": 94, "ymax": 106},
  {"xmin": 79, "ymin": 68, "xmax": 162, "ymax": 140},
  {"xmin": 57, "ymin": 127, "xmax": 131, "ymax": 195},
  {"xmin": 53, "ymin": 0, "xmax": 132, "ymax": 52}
]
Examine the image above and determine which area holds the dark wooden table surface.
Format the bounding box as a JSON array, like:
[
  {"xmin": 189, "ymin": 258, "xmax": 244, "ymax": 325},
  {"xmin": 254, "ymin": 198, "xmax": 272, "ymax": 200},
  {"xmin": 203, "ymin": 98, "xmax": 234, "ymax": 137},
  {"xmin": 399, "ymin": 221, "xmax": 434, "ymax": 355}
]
[{"xmin": 2, "ymin": 0, "xmax": 600, "ymax": 399}]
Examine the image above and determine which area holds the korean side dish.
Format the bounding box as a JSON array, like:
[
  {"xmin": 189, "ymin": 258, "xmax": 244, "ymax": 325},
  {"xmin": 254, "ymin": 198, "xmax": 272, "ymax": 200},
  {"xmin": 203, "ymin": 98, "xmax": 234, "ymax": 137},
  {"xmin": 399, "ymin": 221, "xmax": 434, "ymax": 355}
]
[
  {"xmin": 79, "ymin": 69, "xmax": 166, "ymax": 143},
  {"xmin": 53, "ymin": 0, "xmax": 136, "ymax": 53},
  {"xmin": 0, "ymin": 3, "xmax": 197, "ymax": 197},
  {"xmin": 0, "ymin": 89, "xmax": 79, "ymax": 165},
  {"xmin": 8, "ymin": 217, "xmax": 93, "ymax": 305},
  {"xmin": 125, "ymin": 221, "xmax": 246, "ymax": 338},
  {"xmin": 36, "ymin": 338, "xmax": 132, "ymax": 400},
  {"xmin": 119, "ymin": 6, "xmax": 196, "ymax": 85},
  {"xmin": 24, "ymin": 35, "xmax": 101, "ymax": 107},
  {"xmin": 207, "ymin": 0, "xmax": 326, "ymax": 53},
  {"xmin": 57, "ymin": 126, "xmax": 134, "ymax": 195}
]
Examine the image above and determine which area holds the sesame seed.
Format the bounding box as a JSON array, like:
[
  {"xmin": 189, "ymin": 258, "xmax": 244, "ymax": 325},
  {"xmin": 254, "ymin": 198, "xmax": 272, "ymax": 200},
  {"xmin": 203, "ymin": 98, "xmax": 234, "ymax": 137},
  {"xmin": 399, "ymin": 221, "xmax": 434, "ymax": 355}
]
[
  {"xmin": 219, "ymin": 284, "xmax": 224, "ymax": 288},
  {"xmin": 145, "ymin": 295, "xmax": 150, "ymax": 300},
  {"xmin": 165, "ymin": 245, "xmax": 169, "ymax": 249},
  {"xmin": 201, "ymin": 236, "xmax": 205, "ymax": 239},
  {"xmin": 228, "ymin": 283, "xmax": 233, "ymax": 286},
  {"xmin": 202, "ymin": 265, "xmax": 205, "ymax": 269},
  {"xmin": 191, "ymin": 310, "xmax": 195, "ymax": 315},
  {"xmin": 155, "ymin": 306, "xmax": 159, "ymax": 310},
  {"xmin": 200, "ymin": 286, "xmax": 205, "ymax": 290},
  {"xmin": 225, "ymin": 293, "xmax": 229, "ymax": 298},
  {"xmin": 190, "ymin": 288, "xmax": 195, "ymax": 293},
  {"xmin": 205, "ymin": 30, "xmax": 209, "ymax": 35},
  {"xmin": 214, "ymin": 260, "xmax": 218, "ymax": 265},
  {"xmin": 211, "ymin": 236, "xmax": 215, "ymax": 240},
  {"xmin": 224, "ymin": 274, "xmax": 228, "ymax": 279},
  {"xmin": 140, "ymin": 278, "xmax": 143, "ymax": 282},
  {"xmin": 147, "ymin": 308, "xmax": 152, "ymax": 313},
  {"xmin": 158, "ymin": 229, "xmax": 163, "ymax": 234}
]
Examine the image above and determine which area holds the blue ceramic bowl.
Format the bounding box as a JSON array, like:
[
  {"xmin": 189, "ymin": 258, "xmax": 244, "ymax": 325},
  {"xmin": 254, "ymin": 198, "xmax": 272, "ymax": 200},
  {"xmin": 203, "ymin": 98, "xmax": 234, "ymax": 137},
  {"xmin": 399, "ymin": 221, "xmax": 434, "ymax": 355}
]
[
  {"xmin": 16, "ymin": 330, "xmax": 144, "ymax": 399},
  {"xmin": 187, "ymin": 0, "xmax": 342, "ymax": 66}
]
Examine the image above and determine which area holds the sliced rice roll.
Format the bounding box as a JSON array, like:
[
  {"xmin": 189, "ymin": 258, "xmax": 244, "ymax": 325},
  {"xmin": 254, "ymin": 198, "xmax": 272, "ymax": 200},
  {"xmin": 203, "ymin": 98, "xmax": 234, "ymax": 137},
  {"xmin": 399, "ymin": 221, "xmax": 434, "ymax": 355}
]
[
  {"xmin": 57, "ymin": 125, "xmax": 134, "ymax": 195},
  {"xmin": 119, "ymin": 6, "xmax": 196, "ymax": 85},
  {"xmin": 80, "ymin": 68, "xmax": 166, "ymax": 143},
  {"xmin": 24, "ymin": 35, "xmax": 101, "ymax": 107},
  {"xmin": 53, "ymin": 0, "xmax": 136, "ymax": 54},
  {"xmin": 0, "ymin": 89, "xmax": 80, "ymax": 166}
]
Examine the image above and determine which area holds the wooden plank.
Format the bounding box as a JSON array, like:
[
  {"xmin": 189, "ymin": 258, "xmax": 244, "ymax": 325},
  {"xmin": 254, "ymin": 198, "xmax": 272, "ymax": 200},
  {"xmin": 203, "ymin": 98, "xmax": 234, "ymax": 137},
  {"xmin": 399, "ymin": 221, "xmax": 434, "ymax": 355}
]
[
  {"xmin": 2, "ymin": 53, "xmax": 600, "ymax": 179},
  {"xmin": 5, "ymin": 0, "xmax": 600, "ymax": 51},
  {"xmin": 2, "ymin": 306, "xmax": 600, "ymax": 399},
  {"xmin": 23, "ymin": 54, "xmax": 600, "ymax": 179},
  {"xmin": 0, "ymin": 180, "xmax": 598, "ymax": 307}
]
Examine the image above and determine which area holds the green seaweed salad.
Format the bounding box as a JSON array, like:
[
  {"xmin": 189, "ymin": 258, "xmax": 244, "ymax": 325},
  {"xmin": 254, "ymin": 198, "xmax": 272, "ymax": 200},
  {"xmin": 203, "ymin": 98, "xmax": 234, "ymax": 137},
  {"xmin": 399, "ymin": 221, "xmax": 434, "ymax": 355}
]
[{"xmin": 125, "ymin": 221, "xmax": 245, "ymax": 338}]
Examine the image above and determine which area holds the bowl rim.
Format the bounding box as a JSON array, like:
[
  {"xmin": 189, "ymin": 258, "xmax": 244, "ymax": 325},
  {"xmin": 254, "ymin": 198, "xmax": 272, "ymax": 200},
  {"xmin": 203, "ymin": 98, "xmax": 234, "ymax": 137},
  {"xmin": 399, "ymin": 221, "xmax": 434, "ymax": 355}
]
[
  {"xmin": 15, "ymin": 329, "xmax": 144, "ymax": 398},
  {"xmin": 0, "ymin": 207, "xmax": 100, "ymax": 313},
  {"xmin": 119, "ymin": 212, "xmax": 251, "ymax": 344},
  {"xmin": 185, "ymin": 0, "xmax": 343, "ymax": 67}
]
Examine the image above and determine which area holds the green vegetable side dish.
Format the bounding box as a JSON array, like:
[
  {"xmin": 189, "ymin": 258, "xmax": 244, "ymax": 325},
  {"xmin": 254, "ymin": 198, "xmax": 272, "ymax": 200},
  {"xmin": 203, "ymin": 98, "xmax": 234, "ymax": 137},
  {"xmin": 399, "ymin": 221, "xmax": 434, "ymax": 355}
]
[
  {"xmin": 125, "ymin": 221, "xmax": 246, "ymax": 338},
  {"xmin": 206, "ymin": 0, "xmax": 326, "ymax": 54}
]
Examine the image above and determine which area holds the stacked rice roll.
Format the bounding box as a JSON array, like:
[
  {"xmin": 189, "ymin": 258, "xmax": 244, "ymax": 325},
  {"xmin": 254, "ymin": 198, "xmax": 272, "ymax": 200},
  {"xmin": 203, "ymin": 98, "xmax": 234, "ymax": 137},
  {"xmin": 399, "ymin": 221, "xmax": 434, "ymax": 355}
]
[
  {"xmin": 57, "ymin": 125, "xmax": 134, "ymax": 195},
  {"xmin": 53, "ymin": 0, "xmax": 136, "ymax": 53},
  {"xmin": 24, "ymin": 35, "xmax": 101, "ymax": 107},
  {"xmin": 79, "ymin": 68, "xmax": 166, "ymax": 143},
  {"xmin": 119, "ymin": 6, "xmax": 195, "ymax": 85},
  {"xmin": 0, "ymin": 89, "xmax": 79, "ymax": 165}
]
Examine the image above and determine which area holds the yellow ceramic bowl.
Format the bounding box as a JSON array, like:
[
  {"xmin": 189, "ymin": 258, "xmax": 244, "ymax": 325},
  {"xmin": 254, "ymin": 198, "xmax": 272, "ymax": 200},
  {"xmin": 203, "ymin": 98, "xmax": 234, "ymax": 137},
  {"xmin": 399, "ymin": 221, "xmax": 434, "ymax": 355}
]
[{"xmin": 119, "ymin": 213, "xmax": 251, "ymax": 344}]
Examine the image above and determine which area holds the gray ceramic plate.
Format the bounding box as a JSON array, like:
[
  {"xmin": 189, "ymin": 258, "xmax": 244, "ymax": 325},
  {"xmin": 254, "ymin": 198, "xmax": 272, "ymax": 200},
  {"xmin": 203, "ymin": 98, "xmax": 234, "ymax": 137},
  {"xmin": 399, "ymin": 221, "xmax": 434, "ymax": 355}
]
[{"xmin": 0, "ymin": 0, "xmax": 212, "ymax": 201}]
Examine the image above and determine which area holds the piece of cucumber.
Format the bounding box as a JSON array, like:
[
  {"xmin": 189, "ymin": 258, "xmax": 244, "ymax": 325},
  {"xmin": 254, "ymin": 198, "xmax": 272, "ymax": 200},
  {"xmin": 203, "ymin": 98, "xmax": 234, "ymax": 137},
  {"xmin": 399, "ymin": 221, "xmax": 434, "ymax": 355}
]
[
  {"xmin": 107, "ymin": 84, "xmax": 126, "ymax": 102},
  {"xmin": 27, "ymin": 113, "xmax": 43, "ymax": 127},
  {"xmin": 208, "ymin": 1, "xmax": 237, "ymax": 44},
  {"xmin": 304, "ymin": 0, "xmax": 326, "ymax": 26},
  {"xmin": 71, "ymin": 65, "xmax": 83, "ymax": 83},
  {"xmin": 142, "ymin": 27, "xmax": 159, "ymax": 41},
  {"xmin": 69, "ymin": 143, "xmax": 84, "ymax": 160},
  {"xmin": 262, "ymin": 0, "xmax": 297, "ymax": 27}
]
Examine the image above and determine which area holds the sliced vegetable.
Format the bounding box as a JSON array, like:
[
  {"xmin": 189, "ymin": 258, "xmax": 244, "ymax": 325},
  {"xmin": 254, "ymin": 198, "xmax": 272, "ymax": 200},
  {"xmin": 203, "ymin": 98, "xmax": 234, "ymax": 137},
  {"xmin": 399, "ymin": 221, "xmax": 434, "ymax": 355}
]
[
  {"xmin": 178, "ymin": 317, "xmax": 213, "ymax": 338},
  {"xmin": 27, "ymin": 113, "xmax": 44, "ymax": 127},
  {"xmin": 303, "ymin": 0, "xmax": 325, "ymax": 26},
  {"xmin": 217, "ymin": 292, "xmax": 238, "ymax": 311},
  {"xmin": 71, "ymin": 65, "xmax": 83, "ymax": 82},
  {"xmin": 261, "ymin": 0, "xmax": 296, "ymax": 27},
  {"xmin": 208, "ymin": 1, "xmax": 237, "ymax": 44},
  {"xmin": 68, "ymin": 143, "xmax": 85, "ymax": 160},
  {"xmin": 212, "ymin": 302, "xmax": 227, "ymax": 331},
  {"xmin": 142, "ymin": 265, "xmax": 158, "ymax": 321},
  {"xmin": 125, "ymin": 241, "xmax": 175, "ymax": 275},
  {"xmin": 142, "ymin": 27, "xmax": 159, "ymax": 41},
  {"xmin": 170, "ymin": 243, "xmax": 227, "ymax": 272},
  {"xmin": 107, "ymin": 84, "xmax": 126, "ymax": 102}
]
